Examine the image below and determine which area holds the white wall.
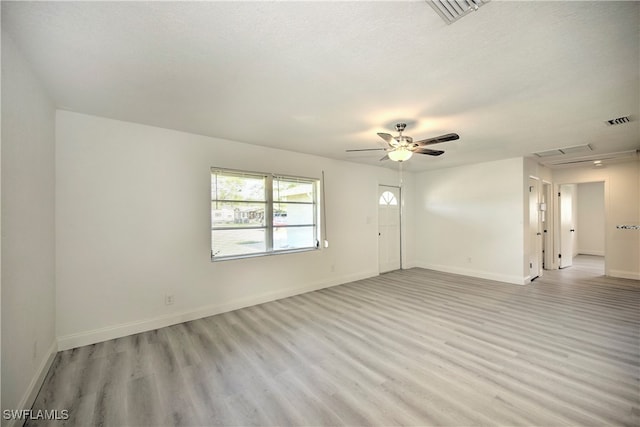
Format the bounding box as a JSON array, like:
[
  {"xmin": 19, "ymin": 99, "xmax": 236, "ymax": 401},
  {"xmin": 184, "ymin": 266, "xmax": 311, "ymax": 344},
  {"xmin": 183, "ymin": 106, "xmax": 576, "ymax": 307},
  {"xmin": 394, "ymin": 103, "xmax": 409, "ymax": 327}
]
[
  {"xmin": 577, "ymin": 182, "xmax": 605, "ymax": 256},
  {"xmin": 1, "ymin": 32, "xmax": 57, "ymax": 423},
  {"xmin": 413, "ymin": 157, "xmax": 526, "ymax": 285},
  {"xmin": 55, "ymin": 111, "xmax": 413, "ymax": 349},
  {"xmin": 553, "ymin": 160, "xmax": 640, "ymax": 279}
]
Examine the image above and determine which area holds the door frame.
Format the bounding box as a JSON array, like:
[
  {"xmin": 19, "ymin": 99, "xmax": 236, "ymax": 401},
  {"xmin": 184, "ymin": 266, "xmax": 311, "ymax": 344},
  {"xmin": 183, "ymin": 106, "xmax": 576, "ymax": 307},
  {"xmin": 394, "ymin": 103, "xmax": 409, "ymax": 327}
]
[
  {"xmin": 541, "ymin": 180, "xmax": 553, "ymax": 270},
  {"xmin": 553, "ymin": 179, "xmax": 608, "ymax": 274},
  {"xmin": 528, "ymin": 177, "xmax": 542, "ymax": 280},
  {"xmin": 558, "ymin": 183, "xmax": 576, "ymax": 269}
]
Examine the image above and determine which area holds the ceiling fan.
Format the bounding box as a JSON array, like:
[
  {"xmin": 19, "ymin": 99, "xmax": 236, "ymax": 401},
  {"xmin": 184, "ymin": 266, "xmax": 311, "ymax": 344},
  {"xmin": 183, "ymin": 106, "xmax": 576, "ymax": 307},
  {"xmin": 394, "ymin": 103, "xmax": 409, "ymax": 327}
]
[{"xmin": 346, "ymin": 123, "xmax": 459, "ymax": 162}]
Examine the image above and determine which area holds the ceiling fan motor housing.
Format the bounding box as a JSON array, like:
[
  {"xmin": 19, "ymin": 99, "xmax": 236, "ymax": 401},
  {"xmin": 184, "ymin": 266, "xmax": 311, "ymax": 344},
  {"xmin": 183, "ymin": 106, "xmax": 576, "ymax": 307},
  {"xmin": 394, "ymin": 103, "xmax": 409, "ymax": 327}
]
[{"xmin": 393, "ymin": 136, "xmax": 413, "ymax": 147}]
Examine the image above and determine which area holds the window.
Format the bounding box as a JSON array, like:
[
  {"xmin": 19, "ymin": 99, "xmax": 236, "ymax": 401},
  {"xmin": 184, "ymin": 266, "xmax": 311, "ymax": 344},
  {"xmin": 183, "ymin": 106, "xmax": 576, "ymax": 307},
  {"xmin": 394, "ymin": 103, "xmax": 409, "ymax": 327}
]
[
  {"xmin": 211, "ymin": 168, "xmax": 319, "ymax": 260},
  {"xmin": 379, "ymin": 191, "xmax": 398, "ymax": 206}
]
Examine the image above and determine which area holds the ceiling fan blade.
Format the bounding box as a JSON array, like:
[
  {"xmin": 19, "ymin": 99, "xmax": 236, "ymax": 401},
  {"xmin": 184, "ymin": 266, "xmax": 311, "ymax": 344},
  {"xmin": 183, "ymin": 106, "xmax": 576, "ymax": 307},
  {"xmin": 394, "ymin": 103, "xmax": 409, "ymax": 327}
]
[
  {"xmin": 415, "ymin": 148, "xmax": 445, "ymax": 156},
  {"xmin": 379, "ymin": 154, "xmax": 389, "ymax": 161},
  {"xmin": 345, "ymin": 148, "xmax": 386, "ymax": 152},
  {"xmin": 377, "ymin": 133, "xmax": 394, "ymax": 144},
  {"xmin": 414, "ymin": 133, "xmax": 460, "ymax": 146}
]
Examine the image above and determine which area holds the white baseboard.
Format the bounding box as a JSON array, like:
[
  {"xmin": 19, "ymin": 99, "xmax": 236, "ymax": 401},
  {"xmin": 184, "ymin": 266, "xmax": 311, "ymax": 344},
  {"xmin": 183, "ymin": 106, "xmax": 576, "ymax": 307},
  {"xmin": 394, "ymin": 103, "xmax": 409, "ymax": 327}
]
[
  {"xmin": 577, "ymin": 250, "xmax": 605, "ymax": 257},
  {"xmin": 609, "ymin": 270, "xmax": 640, "ymax": 280},
  {"xmin": 5, "ymin": 340, "xmax": 58, "ymax": 427},
  {"xmin": 415, "ymin": 262, "xmax": 526, "ymax": 285},
  {"xmin": 57, "ymin": 270, "xmax": 378, "ymax": 351}
]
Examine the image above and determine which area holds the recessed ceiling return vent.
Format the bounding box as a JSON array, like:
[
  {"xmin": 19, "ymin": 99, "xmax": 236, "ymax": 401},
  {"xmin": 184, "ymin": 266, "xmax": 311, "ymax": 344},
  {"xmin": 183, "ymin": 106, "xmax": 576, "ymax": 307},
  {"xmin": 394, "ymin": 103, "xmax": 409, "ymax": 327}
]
[
  {"xmin": 534, "ymin": 144, "xmax": 592, "ymax": 158},
  {"xmin": 605, "ymin": 115, "xmax": 631, "ymax": 126},
  {"xmin": 542, "ymin": 150, "xmax": 639, "ymax": 168},
  {"xmin": 426, "ymin": 0, "xmax": 490, "ymax": 25}
]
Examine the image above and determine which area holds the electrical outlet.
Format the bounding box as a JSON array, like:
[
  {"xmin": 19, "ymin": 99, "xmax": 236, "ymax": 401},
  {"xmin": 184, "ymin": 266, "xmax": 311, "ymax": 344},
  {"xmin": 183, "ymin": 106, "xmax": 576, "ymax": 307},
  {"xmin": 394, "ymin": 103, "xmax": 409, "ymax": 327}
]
[{"xmin": 165, "ymin": 294, "xmax": 174, "ymax": 305}]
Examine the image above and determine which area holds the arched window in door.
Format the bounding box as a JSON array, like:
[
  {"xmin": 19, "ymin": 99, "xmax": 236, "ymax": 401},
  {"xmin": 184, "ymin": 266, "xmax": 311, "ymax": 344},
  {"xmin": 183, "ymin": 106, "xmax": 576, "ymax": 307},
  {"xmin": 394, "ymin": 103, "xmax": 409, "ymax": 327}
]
[{"xmin": 379, "ymin": 191, "xmax": 398, "ymax": 206}]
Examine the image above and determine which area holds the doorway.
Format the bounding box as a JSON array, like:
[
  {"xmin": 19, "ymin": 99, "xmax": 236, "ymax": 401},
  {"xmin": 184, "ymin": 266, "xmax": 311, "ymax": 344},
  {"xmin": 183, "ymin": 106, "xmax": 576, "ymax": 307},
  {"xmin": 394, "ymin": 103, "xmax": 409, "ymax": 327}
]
[
  {"xmin": 547, "ymin": 176, "xmax": 609, "ymax": 275},
  {"xmin": 558, "ymin": 184, "xmax": 577, "ymax": 268},
  {"xmin": 575, "ymin": 182, "xmax": 606, "ymax": 275},
  {"xmin": 557, "ymin": 181, "xmax": 605, "ymax": 271},
  {"xmin": 378, "ymin": 185, "xmax": 401, "ymax": 273},
  {"xmin": 542, "ymin": 181, "xmax": 552, "ymax": 269},
  {"xmin": 528, "ymin": 177, "xmax": 542, "ymax": 280}
]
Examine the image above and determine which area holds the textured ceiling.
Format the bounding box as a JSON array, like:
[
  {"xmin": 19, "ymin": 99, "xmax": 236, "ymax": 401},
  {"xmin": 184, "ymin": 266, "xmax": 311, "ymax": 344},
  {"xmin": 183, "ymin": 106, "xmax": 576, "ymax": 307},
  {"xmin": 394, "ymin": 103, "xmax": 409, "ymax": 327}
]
[{"xmin": 2, "ymin": 1, "xmax": 639, "ymax": 171}]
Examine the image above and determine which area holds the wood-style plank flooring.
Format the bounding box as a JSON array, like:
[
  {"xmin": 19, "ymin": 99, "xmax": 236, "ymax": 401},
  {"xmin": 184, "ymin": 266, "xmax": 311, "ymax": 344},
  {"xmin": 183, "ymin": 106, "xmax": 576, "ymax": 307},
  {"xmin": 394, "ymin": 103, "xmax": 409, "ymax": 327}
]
[{"xmin": 28, "ymin": 256, "xmax": 639, "ymax": 426}]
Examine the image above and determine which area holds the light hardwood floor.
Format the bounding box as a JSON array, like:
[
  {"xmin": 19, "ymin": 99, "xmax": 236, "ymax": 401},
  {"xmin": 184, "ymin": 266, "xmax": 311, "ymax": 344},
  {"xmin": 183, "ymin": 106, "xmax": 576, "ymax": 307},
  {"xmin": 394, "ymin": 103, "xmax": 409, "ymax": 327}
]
[{"xmin": 28, "ymin": 256, "xmax": 639, "ymax": 426}]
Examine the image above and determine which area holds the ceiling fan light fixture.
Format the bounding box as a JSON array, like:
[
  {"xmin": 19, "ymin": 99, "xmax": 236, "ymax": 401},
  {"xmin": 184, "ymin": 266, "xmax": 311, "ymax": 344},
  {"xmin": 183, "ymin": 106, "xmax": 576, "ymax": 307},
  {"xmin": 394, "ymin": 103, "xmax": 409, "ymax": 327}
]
[
  {"xmin": 388, "ymin": 147, "xmax": 413, "ymax": 162},
  {"xmin": 347, "ymin": 123, "xmax": 458, "ymax": 162}
]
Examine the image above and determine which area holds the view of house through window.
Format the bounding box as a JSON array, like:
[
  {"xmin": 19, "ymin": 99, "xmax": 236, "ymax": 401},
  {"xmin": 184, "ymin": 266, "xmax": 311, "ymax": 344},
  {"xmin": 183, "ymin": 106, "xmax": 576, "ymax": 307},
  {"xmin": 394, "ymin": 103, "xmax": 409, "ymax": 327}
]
[{"xmin": 211, "ymin": 169, "xmax": 319, "ymax": 259}]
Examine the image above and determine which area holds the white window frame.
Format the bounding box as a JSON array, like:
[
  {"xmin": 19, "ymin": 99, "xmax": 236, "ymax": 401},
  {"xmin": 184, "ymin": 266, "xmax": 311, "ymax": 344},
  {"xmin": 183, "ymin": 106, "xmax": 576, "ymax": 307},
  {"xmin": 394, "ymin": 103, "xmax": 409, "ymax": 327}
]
[{"xmin": 211, "ymin": 168, "xmax": 320, "ymax": 261}]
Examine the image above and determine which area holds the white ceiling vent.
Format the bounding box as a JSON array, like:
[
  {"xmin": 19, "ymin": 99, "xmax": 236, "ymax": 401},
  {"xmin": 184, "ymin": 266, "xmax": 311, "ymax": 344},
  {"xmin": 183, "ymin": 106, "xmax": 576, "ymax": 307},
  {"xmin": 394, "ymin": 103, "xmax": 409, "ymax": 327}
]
[
  {"xmin": 534, "ymin": 149, "xmax": 563, "ymax": 158},
  {"xmin": 605, "ymin": 115, "xmax": 631, "ymax": 126},
  {"xmin": 534, "ymin": 144, "xmax": 592, "ymax": 158},
  {"xmin": 541, "ymin": 150, "xmax": 639, "ymax": 168},
  {"xmin": 559, "ymin": 144, "xmax": 593, "ymax": 155},
  {"xmin": 426, "ymin": 0, "xmax": 490, "ymax": 24}
]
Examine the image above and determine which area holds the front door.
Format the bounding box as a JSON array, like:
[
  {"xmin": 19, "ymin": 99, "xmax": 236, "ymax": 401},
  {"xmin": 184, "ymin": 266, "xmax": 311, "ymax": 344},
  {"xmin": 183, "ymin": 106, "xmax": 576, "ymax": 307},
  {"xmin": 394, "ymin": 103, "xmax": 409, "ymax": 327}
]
[{"xmin": 378, "ymin": 185, "xmax": 401, "ymax": 273}]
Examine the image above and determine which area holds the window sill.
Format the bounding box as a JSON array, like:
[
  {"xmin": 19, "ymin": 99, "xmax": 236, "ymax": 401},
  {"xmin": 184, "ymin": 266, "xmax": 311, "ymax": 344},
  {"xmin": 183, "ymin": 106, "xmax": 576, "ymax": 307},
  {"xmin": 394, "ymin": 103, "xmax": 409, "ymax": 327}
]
[{"xmin": 211, "ymin": 246, "xmax": 320, "ymax": 262}]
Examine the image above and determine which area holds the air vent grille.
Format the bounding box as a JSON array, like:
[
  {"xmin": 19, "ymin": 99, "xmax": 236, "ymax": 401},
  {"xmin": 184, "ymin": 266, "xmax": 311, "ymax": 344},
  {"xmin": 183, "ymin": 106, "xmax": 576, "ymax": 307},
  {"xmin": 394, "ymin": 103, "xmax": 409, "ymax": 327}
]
[
  {"xmin": 534, "ymin": 149, "xmax": 563, "ymax": 158},
  {"xmin": 605, "ymin": 116, "xmax": 631, "ymax": 126},
  {"xmin": 540, "ymin": 150, "xmax": 639, "ymax": 168},
  {"xmin": 426, "ymin": 0, "xmax": 490, "ymax": 24},
  {"xmin": 534, "ymin": 144, "xmax": 592, "ymax": 158}
]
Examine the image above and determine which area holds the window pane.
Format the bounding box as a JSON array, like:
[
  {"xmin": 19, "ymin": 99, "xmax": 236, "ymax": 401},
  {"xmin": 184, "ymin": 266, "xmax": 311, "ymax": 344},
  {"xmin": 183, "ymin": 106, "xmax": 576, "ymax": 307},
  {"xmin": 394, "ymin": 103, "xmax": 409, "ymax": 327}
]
[
  {"xmin": 212, "ymin": 229, "xmax": 266, "ymax": 257},
  {"xmin": 212, "ymin": 173, "xmax": 266, "ymax": 201},
  {"xmin": 273, "ymin": 226, "xmax": 316, "ymax": 251},
  {"xmin": 212, "ymin": 202, "xmax": 266, "ymax": 227},
  {"xmin": 379, "ymin": 191, "xmax": 398, "ymax": 205},
  {"xmin": 211, "ymin": 170, "xmax": 319, "ymax": 260},
  {"xmin": 274, "ymin": 203, "xmax": 314, "ymax": 226},
  {"xmin": 274, "ymin": 179, "xmax": 314, "ymax": 202}
]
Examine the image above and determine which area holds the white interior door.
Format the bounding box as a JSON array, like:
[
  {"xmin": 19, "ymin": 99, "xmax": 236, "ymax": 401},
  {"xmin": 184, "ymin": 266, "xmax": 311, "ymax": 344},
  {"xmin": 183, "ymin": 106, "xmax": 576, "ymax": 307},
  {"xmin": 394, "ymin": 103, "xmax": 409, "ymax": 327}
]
[
  {"xmin": 378, "ymin": 185, "xmax": 401, "ymax": 273},
  {"xmin": 559, "ymin": 184, "xmax": 574, "ymax": 268},
  {"xmin": 529, "ymin": 178, "xmax": 542, "ymax": 279},
  {"xmin": 542, "ymin": 182, "xmax": 552, "ymax": 269}
]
